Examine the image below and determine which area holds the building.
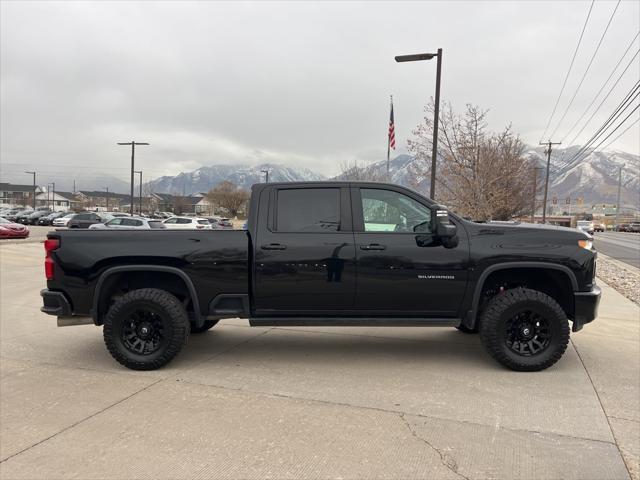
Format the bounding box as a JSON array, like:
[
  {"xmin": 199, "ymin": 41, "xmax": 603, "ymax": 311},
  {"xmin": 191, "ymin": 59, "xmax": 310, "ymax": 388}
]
[
  {"xmin": 150, "ymin": 192, "xmax": 213, "ymax": 215},
  {"xmin": 75, "ymin": 191, "xmax": 130, "ymax": 211},
  {"xmin": 35, "ymin": 191, "xmax": 80, "ymax": 212},
  {"xmin": 0, "ymin": 183, "xmax": 42, "ymax": 208}
]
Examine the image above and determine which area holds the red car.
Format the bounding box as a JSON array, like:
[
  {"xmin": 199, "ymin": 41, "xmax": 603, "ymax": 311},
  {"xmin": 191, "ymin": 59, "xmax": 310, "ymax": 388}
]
[{"xmin": 0, "ymin": 217, "xmax": 30, "ymax": 239}]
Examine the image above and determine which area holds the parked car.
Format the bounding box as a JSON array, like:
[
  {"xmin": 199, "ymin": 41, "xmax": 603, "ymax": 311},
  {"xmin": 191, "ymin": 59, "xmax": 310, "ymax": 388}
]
[
  {"xmin": 2, "ymin": 208, "xmax": 27, "ymax": 221},
  {"xmin": 21, "ymin": 209, "xmax": 52, "ymax": 225},
  {"xmin": 0, "ymin": 217, "xmax": 29, "ymax": 239},
  {"xmin": 593, "ymin": 223, "xmax": 605, "ymax": 233},
  {"xmin": 52, "ymin": 213, "xmax": 76, "ymax": 227},
  {"xmin": 68, "ymin": 212, "xmax": 113, "ymax": 229},
  {"xmin": 89, "ymin": 217, "xmax": 167, "ymax": 230},
  {"xmin": 163, "ymin": 216, "xmax": 211, "ymax": 230},
  {"xmin": 218, "ymin": 218, "xmax": 234, "ymax": 229},
  {"xmin": 576, "ymin": 220, "xmax": 594, "ymax": 235},
  {"xmin": 7, "ymin": 208, "xmax": 33, "ymax": 222},
  {"xmin": 37, "ymin": 211, "xmax": 67, "ymax": 226},
  {"xmin": 41, "ymin": 181, "xmax": 600, "ymax": 372},
  {"xmin": 628, "ymin": 223, "xmax": 640, "ymax": 233}
]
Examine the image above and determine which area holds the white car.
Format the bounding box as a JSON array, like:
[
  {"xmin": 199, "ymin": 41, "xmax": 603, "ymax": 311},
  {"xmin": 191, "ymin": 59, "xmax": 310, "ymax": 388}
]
[
  {"xmin": 89, "ymin": 217, "xmax": 166, "ymax": 230},
  {"xmin": 52, "ymin": 213, "xmax": 76, "ymax": 227},
  {"xmin": 163, "ymin": 216, "xmax": 212, "ymax": 230}
]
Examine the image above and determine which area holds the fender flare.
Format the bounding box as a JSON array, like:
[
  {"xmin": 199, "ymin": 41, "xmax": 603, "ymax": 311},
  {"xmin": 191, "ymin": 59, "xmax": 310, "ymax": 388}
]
[
  {"xmin": 92, "ymin": 265, "xmax": 201, "ymax": 325},
  {"xmin": 465, "ymin": 262, "xmax": 578, "ymax": 328}
]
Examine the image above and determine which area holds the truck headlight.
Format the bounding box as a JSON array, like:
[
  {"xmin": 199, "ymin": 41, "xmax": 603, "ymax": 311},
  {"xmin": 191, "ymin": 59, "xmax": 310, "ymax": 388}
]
[{"xmin": 578, "ymin": 239, "xmax": 593, "ymax": 250}]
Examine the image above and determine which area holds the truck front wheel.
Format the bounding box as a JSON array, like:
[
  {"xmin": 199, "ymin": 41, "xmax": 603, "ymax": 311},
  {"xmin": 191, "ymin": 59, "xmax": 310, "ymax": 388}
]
[
  {"xmin": 479, "ymin": 288, "xmax": 569, "ymax": 371},
  {"xmin": 103, "ymin": 288, "xmax": 190, "ymax": 370}
]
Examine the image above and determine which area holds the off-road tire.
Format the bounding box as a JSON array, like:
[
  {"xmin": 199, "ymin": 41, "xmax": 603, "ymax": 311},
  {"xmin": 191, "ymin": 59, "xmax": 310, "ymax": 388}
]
[
  {"xmin": 103, "ymin": 288, "xmax": 190, "ymax": 370},
  {"xmin": 190, "ymin": 319, "xmax": 219, "ymax": 334},
  {"xmin": 479, "ymin": 287, "xmax": 569, "ymax": 371}
]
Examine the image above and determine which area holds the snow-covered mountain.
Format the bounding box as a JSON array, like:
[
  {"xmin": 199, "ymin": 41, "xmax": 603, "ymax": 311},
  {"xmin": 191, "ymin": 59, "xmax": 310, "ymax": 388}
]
[
  {"xmin": 525, "ymin": 146, "xmax": 639, "ymax": 209},
  {"xmin": 147, "ymin": 163, "xmax": 325, "ymax": 194},
  {"xmin": 142, "ymin": 148, "xmax": 638, "ymax": 210}
]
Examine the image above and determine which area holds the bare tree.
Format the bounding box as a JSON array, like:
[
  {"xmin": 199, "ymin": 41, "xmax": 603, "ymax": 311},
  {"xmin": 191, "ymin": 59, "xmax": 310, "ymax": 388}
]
[
  {"xmin": 172, "ymin": 196, "xmax": 189, "ymax": 215},
  {"xmin": 408, "ymin": 100, "xmax": 536, "ymax": 221},
  {"xmin": 206, "ymin": 181, "xmax": 250, "ymax": 218}
]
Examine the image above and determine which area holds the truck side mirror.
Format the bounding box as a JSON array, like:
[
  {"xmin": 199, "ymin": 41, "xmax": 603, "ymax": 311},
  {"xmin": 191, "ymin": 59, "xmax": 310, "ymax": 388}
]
[{"xmin": 430, "ymin": 204, "xmax": 457, "ymax": 238}]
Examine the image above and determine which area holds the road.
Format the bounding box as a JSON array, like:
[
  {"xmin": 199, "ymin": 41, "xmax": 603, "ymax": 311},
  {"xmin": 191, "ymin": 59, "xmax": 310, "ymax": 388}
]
[
  {"xmin": 0, "ymin": 242, "xmax": 638, "ymax": 480},
  {"xmin": 594, "ymin": 232, "xmax": 640, "ymax": 268}
]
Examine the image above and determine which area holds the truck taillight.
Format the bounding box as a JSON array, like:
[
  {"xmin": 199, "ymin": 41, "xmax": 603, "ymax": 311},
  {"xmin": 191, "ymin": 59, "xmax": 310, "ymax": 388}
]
[{"xmin": 44, "ymin": 238, "xmax": 60, "ymax": 280}]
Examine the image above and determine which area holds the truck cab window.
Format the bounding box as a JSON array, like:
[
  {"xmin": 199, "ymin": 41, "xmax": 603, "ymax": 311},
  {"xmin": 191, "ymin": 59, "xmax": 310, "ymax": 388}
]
[
  {"xmin": 276, "ymin": 188, "xmax": 340, "ymax": 232},
  {"xmin": 360, "ymin": 188, "xmax": 431, "ymax": 233}
]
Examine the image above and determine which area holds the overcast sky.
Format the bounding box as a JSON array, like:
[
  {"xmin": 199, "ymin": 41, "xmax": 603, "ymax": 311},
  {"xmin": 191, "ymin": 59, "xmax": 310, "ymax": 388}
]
[{"xmin": 1, "ymin": 0, "xmax": 639, "ymax": 185}]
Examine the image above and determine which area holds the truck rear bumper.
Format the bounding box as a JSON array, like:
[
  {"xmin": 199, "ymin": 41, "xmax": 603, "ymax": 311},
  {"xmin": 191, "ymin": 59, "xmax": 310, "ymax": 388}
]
[
  {"xmin": 41, "ymin": 289, "xmax": 72, "ymax": 316},
  {"xmin": 573, "ymin": 285, "xmax": 601, "ymax": 332}
]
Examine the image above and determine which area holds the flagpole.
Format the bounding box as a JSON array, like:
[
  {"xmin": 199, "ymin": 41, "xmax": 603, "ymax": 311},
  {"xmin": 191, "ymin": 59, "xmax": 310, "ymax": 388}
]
[{"xmin": 387, "ymin": 95, "xmax": 392, "ymax": 179}]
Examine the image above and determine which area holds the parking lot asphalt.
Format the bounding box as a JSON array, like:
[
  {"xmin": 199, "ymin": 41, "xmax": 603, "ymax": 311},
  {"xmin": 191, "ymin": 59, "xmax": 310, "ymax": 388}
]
[{"xmin": 0, "ymin": 242, "xmax": 638, "ymax": 480}]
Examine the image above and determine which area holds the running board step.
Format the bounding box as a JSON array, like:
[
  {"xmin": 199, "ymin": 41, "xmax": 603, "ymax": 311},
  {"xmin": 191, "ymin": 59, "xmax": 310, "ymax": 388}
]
[{"xmin": 249, "ymin": 318, "xmax": 459, "ymax": 327}]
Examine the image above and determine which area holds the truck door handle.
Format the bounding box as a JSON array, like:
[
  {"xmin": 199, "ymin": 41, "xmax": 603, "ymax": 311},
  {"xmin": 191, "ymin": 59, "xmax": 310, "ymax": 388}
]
[
  {"xmin": 261, "ymin": 243, "xmax": 287, "ymax": 250},
  {"xmin": 360, "ymin": 244, "xmax": 386, "ymax": 251}
]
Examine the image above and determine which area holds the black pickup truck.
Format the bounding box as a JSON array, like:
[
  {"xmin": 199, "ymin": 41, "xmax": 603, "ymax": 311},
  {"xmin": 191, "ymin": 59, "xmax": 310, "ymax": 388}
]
[{"xmin": 41, "ymin": 182, "xmax": 600, "ymax": 371}]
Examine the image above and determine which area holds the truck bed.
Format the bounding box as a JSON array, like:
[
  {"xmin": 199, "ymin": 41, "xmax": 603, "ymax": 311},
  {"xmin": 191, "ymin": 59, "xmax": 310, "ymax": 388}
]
[{"xmin": 46, "ymin": 229, "xmax": 249, "ymax": 318}]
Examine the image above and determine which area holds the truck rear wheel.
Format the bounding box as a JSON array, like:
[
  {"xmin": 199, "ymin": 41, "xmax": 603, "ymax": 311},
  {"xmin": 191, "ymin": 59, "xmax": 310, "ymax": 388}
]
[
  {"xmin": 479, "ymin": 288, "xmax": 569, "ymax": 371},
  {"xmin": 190, "ymin": 320, "xmax": 219, "ymax": 334},
  {"xmin": 103, "ymin": 288, "xmax": 190, "ymax": 370}
]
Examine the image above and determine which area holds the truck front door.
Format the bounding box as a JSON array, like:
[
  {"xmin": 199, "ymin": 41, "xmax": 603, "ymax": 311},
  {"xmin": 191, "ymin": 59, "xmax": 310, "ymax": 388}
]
[
  {"xmin": 352, "ymin": 186, "xmax": 469, "ymax": 317},
  {"xmin": 253, "ymin": 186, "xmax": 357, "ymax": 314}
]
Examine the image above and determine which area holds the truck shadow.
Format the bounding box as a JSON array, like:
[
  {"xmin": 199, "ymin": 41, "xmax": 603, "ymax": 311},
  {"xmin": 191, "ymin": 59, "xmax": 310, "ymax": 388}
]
[{"xmin": 181, "ymin": 325, "xmax": 497, "ymax": 370}]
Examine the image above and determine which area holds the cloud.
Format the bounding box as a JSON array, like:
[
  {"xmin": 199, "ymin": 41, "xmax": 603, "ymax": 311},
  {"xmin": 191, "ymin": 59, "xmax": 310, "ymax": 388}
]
[{"xmin": 2, "ymin": 0, "xmax": 638, "ymax": 183}]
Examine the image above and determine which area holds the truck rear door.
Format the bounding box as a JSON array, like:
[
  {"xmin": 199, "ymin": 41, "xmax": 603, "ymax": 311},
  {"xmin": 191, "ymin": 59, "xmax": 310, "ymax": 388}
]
[{"xmin": 253, "ymin": 185, "xmax": 356, "ymax": 314}]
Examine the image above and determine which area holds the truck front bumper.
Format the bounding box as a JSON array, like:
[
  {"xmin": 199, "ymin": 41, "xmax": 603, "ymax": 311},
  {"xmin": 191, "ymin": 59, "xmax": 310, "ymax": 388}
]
[{"xmin": 572, "ymin": 285, "xmax": 601, "ymax": 332}]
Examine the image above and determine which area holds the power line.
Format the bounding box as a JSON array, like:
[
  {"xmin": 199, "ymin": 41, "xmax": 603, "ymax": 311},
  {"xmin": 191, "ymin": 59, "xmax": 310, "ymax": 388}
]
[
  {"xmin": 597, "ymin": 117, "xmax": 640, "ymax": 152},
  {"xmin": 539, "ymin": 0, "xmax": 595, "ymax": 142},
  {"xmin": 566, "ymin": 80, "xmax": 640, "ymax": 163},
  {"xmin": 548, "ymin": 0, "xmax": 622, "ymax": 139},
  {"xmin": 588, "ymin": 105, "xmax": 640, "ymax": 152},
  {"xmin": 567, "ymin": 95, "xmax": 639, "ymax": 164},
  {"xmin": 565, "ymin": 49, "xmax": 639, "ymax": 147},
  {"xmin": 561, "ymin": 31, "xmax": 640, "ymax": 142}
]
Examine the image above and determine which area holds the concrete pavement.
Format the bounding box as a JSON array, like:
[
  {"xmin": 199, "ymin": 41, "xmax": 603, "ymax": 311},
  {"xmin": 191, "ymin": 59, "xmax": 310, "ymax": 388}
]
[{"xmin": 0, "ymin": 242, "xmax": 638, "ymax": 479}]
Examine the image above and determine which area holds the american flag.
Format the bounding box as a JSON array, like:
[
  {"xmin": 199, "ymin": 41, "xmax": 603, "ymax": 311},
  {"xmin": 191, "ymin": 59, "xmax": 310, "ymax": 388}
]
[{"xmin": 388, "ymin": 99, "xmax": 396, "ymax": 150}]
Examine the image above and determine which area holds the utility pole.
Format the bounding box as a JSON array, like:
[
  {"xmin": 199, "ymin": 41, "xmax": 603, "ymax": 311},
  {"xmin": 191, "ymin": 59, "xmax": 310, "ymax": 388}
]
[
  {"xmin": 135, "ymin": 171, "xmax": 143, "ymax": 214},
  {"xmin": 539, "ymin": 140, "xmax": 561, "ymax": 224},
  {"xmin": 261, "ymin": 169, "xmax": 269, "ymax": 183},
  {"xmin": 73, "ymin": 179, "xmax": 76, "ymax": 194},
  {"xmin": 25, "ymin": 171, "xmax": 36, "ymax": 209},
  {"xmin": 531, "ymin": 166, "xmax": 544, "ymax": 223},
  {"xmin": 117, "ymin": 141, "xmax": 149, "ymax": 216},
  {"xmin": 615, "ymin": 165, "xmax": 623, "ymax": 226},
  {"xmin": 104, "ymin": 187, "xmax": 109, "ymax": 211}
]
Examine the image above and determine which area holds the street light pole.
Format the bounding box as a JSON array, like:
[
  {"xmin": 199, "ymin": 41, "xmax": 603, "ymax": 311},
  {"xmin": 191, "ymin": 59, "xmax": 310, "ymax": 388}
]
[
  {"xmin": 25, "ymin": 171, "xmax": 36, "ymax": 209},
  {"xmin": 395, "ymin": 48, "xmax": 442, "ymax": 200},
  {"xmin": 118, "ymin": 141, "xmax": 149, "ymax": 215},
  {"xmin": 104, "ymin": 187, "xmax": 109, "ymax": 211},
  {"xmin": 135, "ymin": 171, "xmax": 143, "ymax": 214},
  {"xmin": 261, "ymin": 169, "xmax": 269, "ymax": 183}
]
